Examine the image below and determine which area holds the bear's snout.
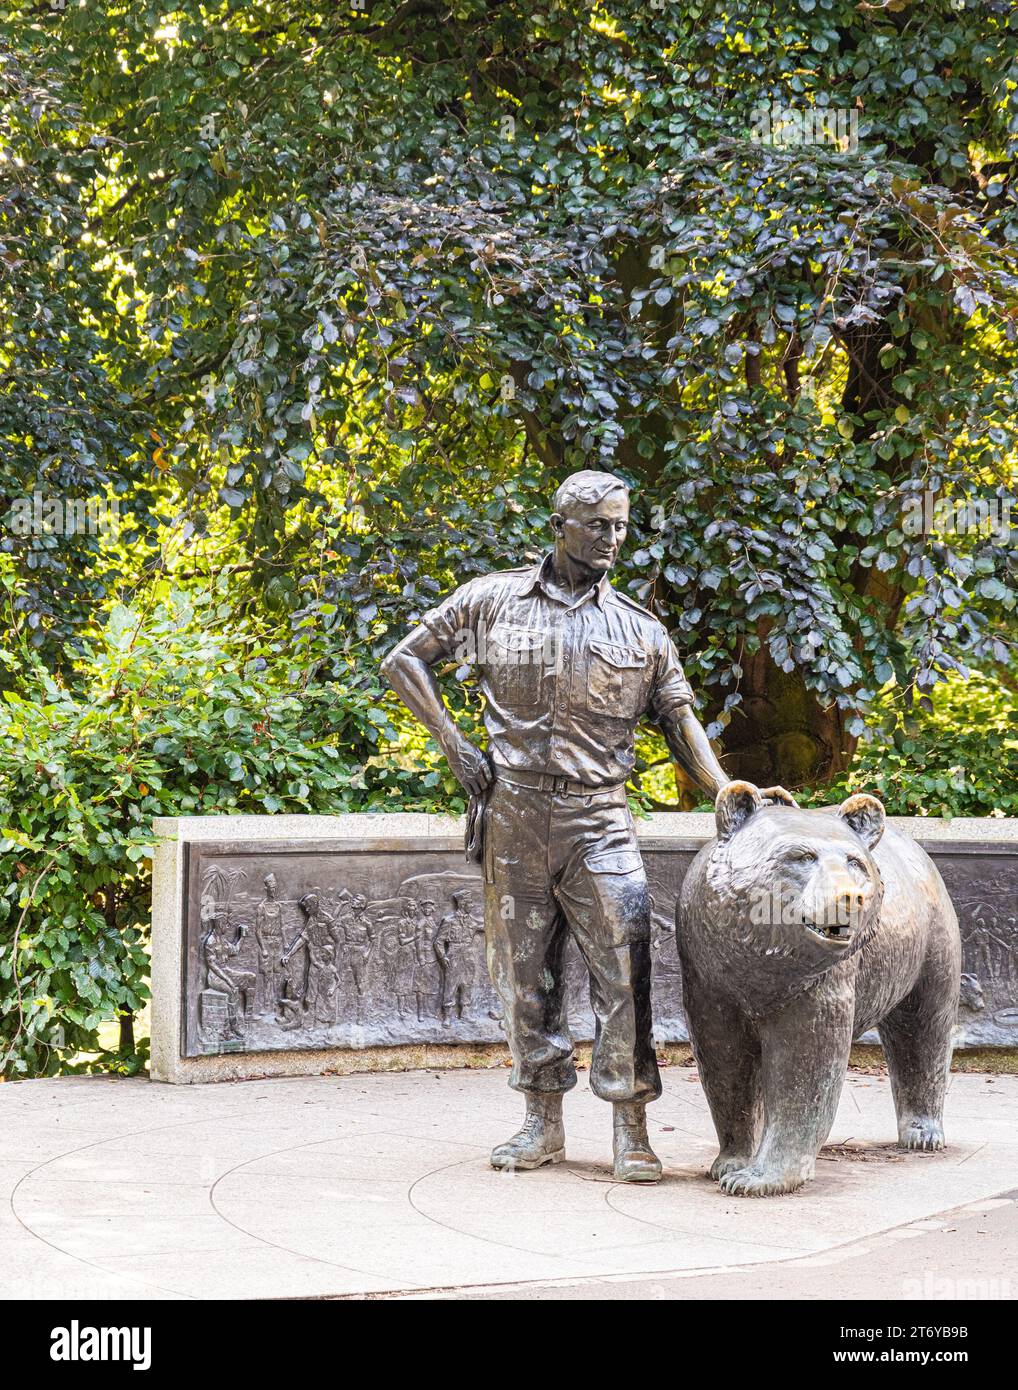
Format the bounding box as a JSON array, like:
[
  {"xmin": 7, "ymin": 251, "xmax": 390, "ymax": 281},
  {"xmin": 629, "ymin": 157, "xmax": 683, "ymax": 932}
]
[{"xmin": 799, "ymin": 860, "xmax": 873, "ymax": 948}]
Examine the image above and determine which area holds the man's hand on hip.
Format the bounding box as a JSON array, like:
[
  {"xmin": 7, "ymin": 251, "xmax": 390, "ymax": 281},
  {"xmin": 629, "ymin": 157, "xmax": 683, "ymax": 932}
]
[{"xmin": 446, "ymin": 735, "xmax": 494, "ymax": 795}]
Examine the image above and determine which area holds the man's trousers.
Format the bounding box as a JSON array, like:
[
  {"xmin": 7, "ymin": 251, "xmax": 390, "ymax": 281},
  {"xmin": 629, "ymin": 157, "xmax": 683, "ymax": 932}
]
[{"xmin": 482, "ymin": 774, "xmax": 661, "ymax": 1104}]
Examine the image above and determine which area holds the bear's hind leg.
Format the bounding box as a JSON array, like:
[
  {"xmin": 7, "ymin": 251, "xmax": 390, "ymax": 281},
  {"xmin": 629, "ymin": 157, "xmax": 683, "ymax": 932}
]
[
  {"xmin": 683, "ymin": 979, "xmax": 762, "ymax": 1181},
  {"xmin": 879, "ymin": 981, "xmax": 956, "ymax": 1153}
]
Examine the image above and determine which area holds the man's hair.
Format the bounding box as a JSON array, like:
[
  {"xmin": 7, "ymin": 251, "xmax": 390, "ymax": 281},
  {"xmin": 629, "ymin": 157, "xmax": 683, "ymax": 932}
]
[{"xmin": 553, "ymin": 469, "xmax": 630, "ymax": 514}]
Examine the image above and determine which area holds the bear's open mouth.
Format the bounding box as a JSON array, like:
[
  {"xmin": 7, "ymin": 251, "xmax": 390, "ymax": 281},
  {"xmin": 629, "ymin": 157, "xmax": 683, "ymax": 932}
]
[{"xmin": 803, "ymin": 921, "xmax": 853, "ymax": 945}]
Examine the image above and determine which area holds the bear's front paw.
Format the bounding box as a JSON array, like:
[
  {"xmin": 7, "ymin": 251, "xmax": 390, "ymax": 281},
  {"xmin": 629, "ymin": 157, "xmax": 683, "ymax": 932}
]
[
  {"xmin": 709, "ymin": 1152, "xmax": 753, "ymax": 1182},
  {"xmin": 718, "ymin": 1165, "xmax": 808, "ymax": 1198},
  {"xmin": 899, "ymin": 1118, "xmax": 945, "ymax": 1152}
]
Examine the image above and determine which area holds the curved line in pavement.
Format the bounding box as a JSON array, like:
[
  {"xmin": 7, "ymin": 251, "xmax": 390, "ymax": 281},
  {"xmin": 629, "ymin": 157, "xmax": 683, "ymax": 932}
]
[
  {"xmin": 6, "ymin": 1113, "xmax": 270, "ymax": 1301},
  {"xmin": 600, "ymin": 1180, "xmax": 805, "ymax": 1252},
  {"xmin": 334, "ymin": 1186, "xmax": 1018, "ymax": 1302},
  {"xmin": 406, "ymin": 1154, "xmax": 582, "ymax": 1260},
  {"xmin": 207, "ymin": 1127, "xmax": 493, "ymax": 1289},
  {"xmin": 207, "ymin": 1133, "xmax": 423, "ymax": 1288}
]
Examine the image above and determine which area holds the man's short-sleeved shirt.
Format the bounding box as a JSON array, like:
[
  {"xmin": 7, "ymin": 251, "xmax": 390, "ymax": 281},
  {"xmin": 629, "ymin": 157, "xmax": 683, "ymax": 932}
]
[{"xmin": 420, "ymin": 553, "xmax": 694, "ymax": 787}]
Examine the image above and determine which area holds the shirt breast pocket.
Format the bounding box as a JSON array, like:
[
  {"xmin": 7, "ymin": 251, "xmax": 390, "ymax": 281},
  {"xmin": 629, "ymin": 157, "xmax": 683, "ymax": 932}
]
[
  {"xmin": 586, "ymin": 639, "xmax": 648, "ymax": 718},
  {"xmin": 487, "ymin": 623, "xmax": 546, "ymax": 708}
]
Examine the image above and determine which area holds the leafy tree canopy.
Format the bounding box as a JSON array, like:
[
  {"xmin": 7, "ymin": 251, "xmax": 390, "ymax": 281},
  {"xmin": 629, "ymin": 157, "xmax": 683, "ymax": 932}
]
[{"xmin": 3, "ymin": 0, "xmax": 1016, "ymax": 786}]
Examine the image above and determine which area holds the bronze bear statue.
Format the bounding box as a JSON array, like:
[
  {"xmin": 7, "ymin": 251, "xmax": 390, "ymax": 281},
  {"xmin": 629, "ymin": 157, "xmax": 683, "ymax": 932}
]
[{"xmin": 676, "ymin": 782, "xmax": 961, "ymax": 1197}]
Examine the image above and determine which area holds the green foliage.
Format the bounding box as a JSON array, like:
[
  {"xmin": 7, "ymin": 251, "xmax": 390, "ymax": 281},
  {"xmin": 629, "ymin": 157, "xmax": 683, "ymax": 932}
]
[
  {"xmin": 0, "ymin": 41, "xmax": 146, "ymax": 658},
  {"xmin": 802, "ymin": 673, "xmax": 1018, "ymax": 819},
  {"xmin": 0, "ymin": 568, "xmax": 436, "ymax": 1077},
  {"xmin": 635, "ymin": 672, "xmax": 1017, "ymax": 818},
  {"xmin": 2, "ymin": 1, "xmax": 1014, "ymax": 752}
]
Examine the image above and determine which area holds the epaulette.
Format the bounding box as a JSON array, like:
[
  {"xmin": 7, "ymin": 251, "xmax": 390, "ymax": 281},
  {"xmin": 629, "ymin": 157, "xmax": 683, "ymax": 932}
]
[
  {"xmin": 609, "ymin": 588, "xmax": 661, "ymax": 621},
  {"xmin": 455, "ymin": 566, "xmax": 532, "ymax": 588}
]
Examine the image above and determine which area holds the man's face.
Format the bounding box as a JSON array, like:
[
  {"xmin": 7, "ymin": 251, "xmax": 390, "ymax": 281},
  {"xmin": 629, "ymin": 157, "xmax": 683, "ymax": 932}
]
[{"xmin": 553, "ymin": 491, "xmax": 629, "ymax": 574}]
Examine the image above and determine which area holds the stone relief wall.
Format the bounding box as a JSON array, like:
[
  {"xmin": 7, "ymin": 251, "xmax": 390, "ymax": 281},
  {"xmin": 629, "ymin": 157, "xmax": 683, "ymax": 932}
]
[
  {"xmin": 181, "ymin": 838, "xmax": 1017, "ymax": 1058},
  {"xmin": 936, "ymin": 850, "xmax": 1018, "ymax": 1046}
]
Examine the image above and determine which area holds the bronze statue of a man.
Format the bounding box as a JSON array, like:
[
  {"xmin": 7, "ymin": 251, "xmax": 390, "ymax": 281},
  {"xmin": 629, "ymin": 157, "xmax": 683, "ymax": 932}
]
[{"xmin": 381, "ymin": 470, "xmax": 730, "ymax": 1180}]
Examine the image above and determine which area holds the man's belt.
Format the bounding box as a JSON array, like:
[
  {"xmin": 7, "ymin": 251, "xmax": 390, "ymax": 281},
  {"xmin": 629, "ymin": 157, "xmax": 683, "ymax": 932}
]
[{"xmin": 492, "ymin": 763, "xmax": 626, "ymax": 798}]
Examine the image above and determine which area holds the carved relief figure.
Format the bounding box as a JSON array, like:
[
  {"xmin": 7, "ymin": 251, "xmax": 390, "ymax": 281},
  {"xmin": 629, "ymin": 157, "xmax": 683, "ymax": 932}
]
[
  {"xmin": 255, "ymin": 873, "xmax": 286, "ymax": 1016},
  {"xmin": 277, "ymin": 890, "xmax": 318, "ymax": 1027},
  {"xmin": 301, "ymin": 891, "xmax": 342, "ymax": 1027},
  {"xmin": 378, "ymin": 925, "xmax": 400, "ymax": 999},
  {"xmin": 959, "ymin": 973, "xmax": 985, "ymax": 1014},
  {"xmin": 342, "ymin": 894, "xmax": 373, "ymax": 1018},
  {"xmin": 413, "ymin": 898, "xmax": 440, "ymax": 1021},
  {"xmin": 394, "ymin": 899, "xmax": 419, "ymax": 1017},
  {"xmin": 966, "ymin": 912, "xmax": 1017, "ymax": 992},
  {"xmin": 202, "ymin": 911, "xmax": 256, "ymax": 1041},
  {"xmin": 435, "ymin": 890, "xmax": 482, "ymax": 1022},
  {"xmin": 307, "ymin": 927, "xmax": 341, "ymax": 1027}
]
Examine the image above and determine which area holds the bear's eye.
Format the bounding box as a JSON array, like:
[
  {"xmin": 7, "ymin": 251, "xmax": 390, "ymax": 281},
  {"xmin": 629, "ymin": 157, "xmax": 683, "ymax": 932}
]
[
  {"xmin": 786, "ymin": 848, "xmax": 817, "ymax": 864},
  {"xmin": 846, "ymin": 855, "xmax": 866, "ymax": 873}
]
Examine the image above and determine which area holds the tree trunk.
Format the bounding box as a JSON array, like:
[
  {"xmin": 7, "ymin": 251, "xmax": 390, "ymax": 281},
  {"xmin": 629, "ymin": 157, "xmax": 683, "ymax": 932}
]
[{"xmin": 717, "ymin": 657, "xmax": 855, "ymax": 790}]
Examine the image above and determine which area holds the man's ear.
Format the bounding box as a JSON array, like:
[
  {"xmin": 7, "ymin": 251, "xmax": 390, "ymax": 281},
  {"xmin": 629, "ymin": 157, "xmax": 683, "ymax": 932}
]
[
  {"xmin": 837, "ymin": 793, "xmax": 885, "ymax": 850},
  {"xmin": 715, "ymin": 781, "xmax": 763, "ymax": 841},
  {"xmin": 549, "ymin": 510, "xmax": 565, "ymax": 536}
]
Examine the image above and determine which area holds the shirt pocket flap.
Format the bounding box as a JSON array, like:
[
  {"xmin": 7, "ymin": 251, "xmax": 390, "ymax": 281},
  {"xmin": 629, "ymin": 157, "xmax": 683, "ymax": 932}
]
[
  {"xmin": 585, "ymin": 849, "xmax": 643, "ymax": 875},
  {"xmin": 589, "ymin": 639, "xmax": 647, "ymax": 670},
  {"xmin": 490, "ymin": 623, "xmax": 546, "ymax": 654}
]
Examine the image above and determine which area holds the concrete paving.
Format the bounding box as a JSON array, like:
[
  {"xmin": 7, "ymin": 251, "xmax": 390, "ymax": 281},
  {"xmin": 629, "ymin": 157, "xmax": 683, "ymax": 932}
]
[
  {"xmin": 0, "ymin": 1066, "xmax": 1015, "ymax": 1300},
  {"xmin": 437, "ymin": 1196, "xmax": 1018, "ymax": 1300}
]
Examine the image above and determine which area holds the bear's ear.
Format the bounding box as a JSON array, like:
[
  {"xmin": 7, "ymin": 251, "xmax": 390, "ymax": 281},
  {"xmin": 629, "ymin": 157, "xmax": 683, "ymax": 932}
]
[
  {"xmin": 837, "ymin": 793, "xmax": 885, "ymax": 850},
  {"xmin": 715, "ymin": 781, "xmax": 763, "ymax": 841}
]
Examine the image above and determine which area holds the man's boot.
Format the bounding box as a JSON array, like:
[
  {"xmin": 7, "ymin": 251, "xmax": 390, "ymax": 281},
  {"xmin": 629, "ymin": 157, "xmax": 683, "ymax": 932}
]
[
  {"xmin": 612, "ymin": 1101, "xmax": 662, "ymax": 1182},
  {"xmin": 490, "ymin": 1092, "xmax": 565, "ymax": 1171}
]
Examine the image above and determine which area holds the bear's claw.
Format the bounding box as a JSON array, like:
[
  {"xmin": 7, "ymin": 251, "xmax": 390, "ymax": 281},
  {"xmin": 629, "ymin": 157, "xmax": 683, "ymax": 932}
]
[
  {"xmin": 718, "ymin": 1166, "xmax": 807, "ymax": 1198},
  {"xmin": 709, "ymin": 1153, "xmax": 753, "ymax": 1182},
  {"xmin": 899, "ymin": 1118, "xmax": 945, "ymax": 1152}
]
